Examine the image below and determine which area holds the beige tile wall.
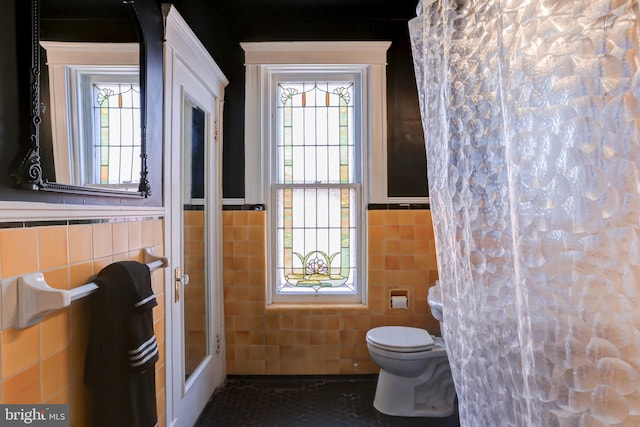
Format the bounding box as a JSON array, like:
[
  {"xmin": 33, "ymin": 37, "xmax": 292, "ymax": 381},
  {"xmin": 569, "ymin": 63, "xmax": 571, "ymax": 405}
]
[
  {"xmin": 0, "ymin": 219, "xmax": 166, "ymax": 427},
  {"xmin": 223, "ymin": 209, "xmax": 440, "ymax": 375}
]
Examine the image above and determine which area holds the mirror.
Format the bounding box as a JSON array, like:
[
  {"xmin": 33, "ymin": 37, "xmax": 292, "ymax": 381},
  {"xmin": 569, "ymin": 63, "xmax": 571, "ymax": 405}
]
[
  {"xmin": 11, "ymin": 0, "xmax": 150, "ymax": 197},
  {"xmin": 182, "ymin": 97, "xmax": 209, "ymax": 380}
]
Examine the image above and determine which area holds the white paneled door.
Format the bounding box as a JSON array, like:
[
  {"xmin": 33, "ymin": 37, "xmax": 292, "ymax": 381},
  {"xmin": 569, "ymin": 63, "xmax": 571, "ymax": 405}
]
[{"xmin": 163, "ymin": 6, "xmax": 228, "ymax": 426}]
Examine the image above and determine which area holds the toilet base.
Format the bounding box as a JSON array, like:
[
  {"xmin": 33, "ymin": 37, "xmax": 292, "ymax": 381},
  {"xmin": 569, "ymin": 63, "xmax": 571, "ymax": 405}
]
[{"xmin": 373, "ymin": 354, "xmax": 456, "ymax": 417}]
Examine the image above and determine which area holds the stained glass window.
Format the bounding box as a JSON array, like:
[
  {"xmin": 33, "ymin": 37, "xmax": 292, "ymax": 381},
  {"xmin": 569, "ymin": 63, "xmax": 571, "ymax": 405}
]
[
  {"xmin": 92, "ymin": 82, "xmax": 141, "ymax": 188},
  {"xmin": 274, "ymin": 81, "xmax": 359, "ymax": 295}
]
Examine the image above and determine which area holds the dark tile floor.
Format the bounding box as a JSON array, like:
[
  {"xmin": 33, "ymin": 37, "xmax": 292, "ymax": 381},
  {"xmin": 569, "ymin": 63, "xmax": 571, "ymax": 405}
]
[{"xmin": 195, "ymin": 375, "xmax": 460, "ymax": 427}]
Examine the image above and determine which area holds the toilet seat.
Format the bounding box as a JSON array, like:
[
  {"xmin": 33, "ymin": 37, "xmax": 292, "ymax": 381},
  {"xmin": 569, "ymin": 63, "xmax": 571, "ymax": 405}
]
[{"xmin": 366, "ymin": 326, "xmax": 434, "ymax": 353}]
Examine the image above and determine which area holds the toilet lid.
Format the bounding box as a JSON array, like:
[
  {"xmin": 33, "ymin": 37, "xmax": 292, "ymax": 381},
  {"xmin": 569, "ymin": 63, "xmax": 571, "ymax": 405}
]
[{"xmin": 366, "ymin": 326, "xmax": 434, "ymax": 352}]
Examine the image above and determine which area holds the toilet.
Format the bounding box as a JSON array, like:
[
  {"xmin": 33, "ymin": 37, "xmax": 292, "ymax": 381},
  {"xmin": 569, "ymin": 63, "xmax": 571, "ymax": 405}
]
[{"xmin": 366, "ymin": 285, "xmax": 456, "ymax": 417}]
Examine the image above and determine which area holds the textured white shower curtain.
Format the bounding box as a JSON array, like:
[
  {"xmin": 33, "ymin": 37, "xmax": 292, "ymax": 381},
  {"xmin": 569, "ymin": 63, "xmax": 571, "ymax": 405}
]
[{"xmin": 409, "ymin": 1, "xmax": 640, "ymax": 425}]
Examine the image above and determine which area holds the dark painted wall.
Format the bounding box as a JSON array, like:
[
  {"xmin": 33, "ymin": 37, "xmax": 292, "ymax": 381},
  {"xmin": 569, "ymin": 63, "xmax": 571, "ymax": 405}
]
[
  {"xmin": 170, "ymin": 0, "xmax": 428, "ymax": 199},
  {"xmin": 387, "ymin": 34, "xmax": 429, "ymax": 197},
  {"xmin": 0, "ymin": 2, "xmax": 20, "ymax": 191},
  {"xmin": 1, "ymin": 0, "xmax": 427, "ymax": 205}
]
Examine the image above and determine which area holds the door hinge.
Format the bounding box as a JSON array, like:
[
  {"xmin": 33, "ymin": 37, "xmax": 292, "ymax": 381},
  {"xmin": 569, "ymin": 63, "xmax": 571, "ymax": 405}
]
[{"xmin": 216, "ymin": 334, "xmax": 221, "ymax": 354}]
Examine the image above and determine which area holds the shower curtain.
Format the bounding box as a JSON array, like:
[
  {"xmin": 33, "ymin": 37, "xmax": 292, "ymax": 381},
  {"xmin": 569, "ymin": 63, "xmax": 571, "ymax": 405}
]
[{"xmin": 409, "ymin": 1, "xmax": 640, "ymax": 425}]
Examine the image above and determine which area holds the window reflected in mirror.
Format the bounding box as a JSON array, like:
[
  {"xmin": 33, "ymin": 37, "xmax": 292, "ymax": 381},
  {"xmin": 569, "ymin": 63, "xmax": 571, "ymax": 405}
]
[
  {"xmin": 41, "ymin": 41, "xmax": 141, "ymax": 191},
  {"xmin": 90, "ymin": 78, "xmax": 141, "ymax": 189}
]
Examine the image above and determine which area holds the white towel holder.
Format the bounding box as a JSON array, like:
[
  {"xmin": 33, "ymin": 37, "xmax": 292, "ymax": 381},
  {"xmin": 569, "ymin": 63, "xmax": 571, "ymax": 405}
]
[{"xmin": 15, "ymin": 247, "xmax": 168, "ymax": 329}]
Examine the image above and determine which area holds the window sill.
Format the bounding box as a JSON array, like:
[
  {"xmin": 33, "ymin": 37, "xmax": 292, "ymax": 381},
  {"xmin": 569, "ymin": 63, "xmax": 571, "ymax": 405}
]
[{"xmin": 265, "ymin": 303, "xmax": 368, "ymax": 313}]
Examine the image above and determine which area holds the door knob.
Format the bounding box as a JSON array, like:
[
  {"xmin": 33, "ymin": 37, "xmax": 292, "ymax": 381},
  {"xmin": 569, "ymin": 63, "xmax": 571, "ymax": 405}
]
[
  {"xmin": 178, "ymin": 273, "xmax": 190, "ymax": 286},
  {"xmin": 174, "ymin": 267, "xmax": 190, "ymax": 302}
]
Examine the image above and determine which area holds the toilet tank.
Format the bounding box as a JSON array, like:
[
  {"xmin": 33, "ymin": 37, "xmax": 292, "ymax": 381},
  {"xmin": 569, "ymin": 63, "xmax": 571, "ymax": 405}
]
[{"xmin": 427, "ymin": 282, "xmax": 443, "ymax": 322}]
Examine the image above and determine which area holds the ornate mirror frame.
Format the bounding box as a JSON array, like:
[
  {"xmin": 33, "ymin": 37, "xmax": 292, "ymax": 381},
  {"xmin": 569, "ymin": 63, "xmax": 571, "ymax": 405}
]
[{"xmin": 10, "ymin": 0, "xmax": 151, "ymax": 198}]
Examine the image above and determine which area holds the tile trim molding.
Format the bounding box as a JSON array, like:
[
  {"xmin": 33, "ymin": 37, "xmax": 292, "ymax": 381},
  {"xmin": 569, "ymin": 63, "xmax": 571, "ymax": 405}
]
[
  {"xmin": 0, "ymin": 201, "xmax": 165, "ymax": 222},
  {"xmin": 221, "ymin": 203, "xmax": 431, "ymax": 211},
  {"xmin": 0, "ymin": 216, "xmax": 164, "ymax": 229},
  {"xmin": 367, "ymin": 203, "xmax": 430, "ymax": 210},
  {"xmin": 222, "ymin": 204, "xmax": 266, "ymax": 211}
]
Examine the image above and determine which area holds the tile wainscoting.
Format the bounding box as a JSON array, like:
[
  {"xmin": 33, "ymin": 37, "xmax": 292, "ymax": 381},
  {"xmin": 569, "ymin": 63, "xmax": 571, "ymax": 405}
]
[
  {"xmin": 0, "ymin": 218, "xmax": 166, "ymax": 427},
  {"xmin": 222, "ymin": 208, "xmax": 439, "ymax": 375}
]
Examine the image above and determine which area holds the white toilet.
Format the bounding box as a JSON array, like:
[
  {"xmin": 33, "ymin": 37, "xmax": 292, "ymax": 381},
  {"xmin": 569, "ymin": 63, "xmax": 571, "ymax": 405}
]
[{"xmin": 366, "ymin": 286, "xmax": 456, "ymax": 417}]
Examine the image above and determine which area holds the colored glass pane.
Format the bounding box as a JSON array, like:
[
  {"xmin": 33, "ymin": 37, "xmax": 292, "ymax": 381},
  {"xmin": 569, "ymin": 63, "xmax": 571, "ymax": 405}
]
[
  {"xmin": 100, "ymin": 165, "xmax": 108, "ymax": 184},
  {"xmin": 100, "ymin": 107, "xmax": 109, "ymax": 127}
]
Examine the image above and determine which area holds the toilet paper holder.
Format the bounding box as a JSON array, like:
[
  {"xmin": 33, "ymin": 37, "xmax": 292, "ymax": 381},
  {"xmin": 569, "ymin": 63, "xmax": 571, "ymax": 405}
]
[{"xmin": 389, "ymin": 289, "xmax": 409, "ymax": 309}]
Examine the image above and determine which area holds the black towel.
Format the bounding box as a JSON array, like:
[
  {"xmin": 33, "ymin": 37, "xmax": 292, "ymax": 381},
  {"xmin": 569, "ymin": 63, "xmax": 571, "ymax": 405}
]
[{"xmin": 85, "ymin": 261, "xmax": 159, "ymax": 427}]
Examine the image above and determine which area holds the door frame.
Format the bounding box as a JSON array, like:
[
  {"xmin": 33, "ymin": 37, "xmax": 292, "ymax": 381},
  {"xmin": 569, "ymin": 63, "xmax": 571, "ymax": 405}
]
[{"xmin": 163, "ymin": 6, "xmax": 229, "ymax": 426}]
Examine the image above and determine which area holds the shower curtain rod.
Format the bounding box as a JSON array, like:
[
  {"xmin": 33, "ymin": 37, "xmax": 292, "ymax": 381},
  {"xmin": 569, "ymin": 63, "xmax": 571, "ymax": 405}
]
[{"xmin": 11, "ymin": 247, "xmax": 169, "ymax": 330}]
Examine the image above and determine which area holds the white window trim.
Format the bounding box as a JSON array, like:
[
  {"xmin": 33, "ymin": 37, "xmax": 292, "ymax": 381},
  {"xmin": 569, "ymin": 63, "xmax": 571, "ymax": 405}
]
[
  {"xmin": 242, "ymin": 41, "xmax": 391, "ymax": 304},
  {"xmin": 40, "ymin": 42, "xmax": 139, "ymax": 186},
  {"xmin": 242, "ymin": 41, "xmax": 391, "ymax": 205}
]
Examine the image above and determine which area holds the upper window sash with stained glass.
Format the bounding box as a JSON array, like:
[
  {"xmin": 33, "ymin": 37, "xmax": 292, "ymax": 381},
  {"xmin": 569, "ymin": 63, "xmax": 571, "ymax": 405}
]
[
  {"xmin": 91, "ymin": 80, "xmax": 141, "ymax": 188},
  {"xmin": 273, "ymin": 79, "xmax": 361, "ymax": 298}
]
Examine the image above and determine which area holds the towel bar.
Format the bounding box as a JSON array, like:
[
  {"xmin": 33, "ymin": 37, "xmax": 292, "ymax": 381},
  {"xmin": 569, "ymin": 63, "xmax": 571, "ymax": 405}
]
[{"xmin": 14, "ymin": 247, "xmax": 169, "ymax": 329}]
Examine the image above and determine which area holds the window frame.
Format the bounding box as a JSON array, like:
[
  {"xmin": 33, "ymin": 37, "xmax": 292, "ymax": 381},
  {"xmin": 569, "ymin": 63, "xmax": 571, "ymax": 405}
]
[
  {"xmin": 241, "ymin": 41, "xmax": 391, "ymax": 305},
  {"xmin": 271, "ymin": 72, "xmax": 364, "ymax": 304},
  {"xmin": 40, "ymin": 42, "xmax": 139, "ymax": 187}
]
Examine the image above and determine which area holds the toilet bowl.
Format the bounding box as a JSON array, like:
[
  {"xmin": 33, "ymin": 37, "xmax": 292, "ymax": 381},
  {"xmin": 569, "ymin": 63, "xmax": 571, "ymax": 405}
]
[{"xmin": 366, "ymin": 326, "xmax": 456, "ymax": 417}]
